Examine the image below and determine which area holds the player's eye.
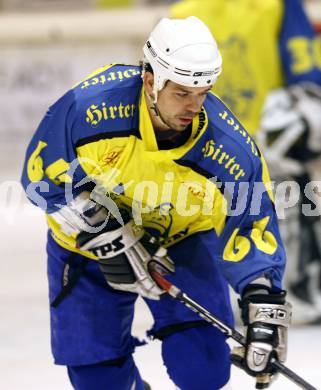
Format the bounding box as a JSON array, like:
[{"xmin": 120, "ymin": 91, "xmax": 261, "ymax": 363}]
[{"xmin": 176, "ymin": 92, "xmax": 188, "ymax": 98}]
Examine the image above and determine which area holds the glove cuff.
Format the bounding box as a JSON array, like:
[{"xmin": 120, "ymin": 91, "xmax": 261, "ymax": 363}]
[{"xmin": 240, "ymin": 287, "xmax": 289, "ymax": 325}]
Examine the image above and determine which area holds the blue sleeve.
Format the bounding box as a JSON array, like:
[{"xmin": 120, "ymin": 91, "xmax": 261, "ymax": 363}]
[
  {"xmin": 202, "ymin": 160, "xmax": 286, "ymax": 295},
  {"xmin": 279, "ymin": 0, "xmax": 321, "ymax": 86},
  {"xmin": 21, "ymin": 90, "xmax": 88, "ymax": 214},
  {"xmin": 194, "ymin": 95, "xmax": 286, "ymax": 294}
]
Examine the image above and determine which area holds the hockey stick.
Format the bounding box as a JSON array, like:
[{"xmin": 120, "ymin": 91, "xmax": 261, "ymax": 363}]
[{"xmin": 149, "ymin": 268, "xmax": 318, "ymax": 390}]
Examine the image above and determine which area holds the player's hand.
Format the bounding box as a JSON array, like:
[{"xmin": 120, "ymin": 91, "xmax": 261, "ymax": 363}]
[
  {"xmin": 76, "ymin": 209, "xmax": 174, "ymax": 300},
  {"xmin": 232, "ymin": 285, "xmax": 292, "ymax": 388}
]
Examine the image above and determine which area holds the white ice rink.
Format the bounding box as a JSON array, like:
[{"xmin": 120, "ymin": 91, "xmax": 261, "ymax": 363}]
[{"xmin": 1, "ymin": 162, "xmax": 320, "ymax": 390}]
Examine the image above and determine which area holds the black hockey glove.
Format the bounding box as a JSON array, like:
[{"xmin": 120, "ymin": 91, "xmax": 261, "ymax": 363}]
[
  {"xmin": 76, "ymin": 210, "xmax": 174, "ymax": 300},
  {"xmin": 232, "ymin": 284, "xmax": 292, "ymax": 389}
]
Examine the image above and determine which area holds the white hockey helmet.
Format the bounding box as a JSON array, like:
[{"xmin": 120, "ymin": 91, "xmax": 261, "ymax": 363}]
[{"xmin": 143, "ymin": 16, "xmax": 222, "ymax": 101}]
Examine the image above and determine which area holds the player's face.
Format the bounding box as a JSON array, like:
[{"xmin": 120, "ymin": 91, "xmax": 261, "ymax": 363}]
[{"xmin": 157, "ymin": 81, "xmax": 212, "ymax": 131}]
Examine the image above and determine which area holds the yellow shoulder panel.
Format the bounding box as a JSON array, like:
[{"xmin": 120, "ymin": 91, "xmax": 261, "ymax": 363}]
[{"xmin": 72, "ymin": 63, "xmax": 116, "ymax": 89}]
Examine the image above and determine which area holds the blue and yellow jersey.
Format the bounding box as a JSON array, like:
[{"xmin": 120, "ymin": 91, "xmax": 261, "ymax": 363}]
[
  {"xmin": 21, "ymin": 64, "xmax": 285, "ymax": 293},
  {"xmin": 171, "ymin": 0, "xmax": 321, "ymax": 135}
]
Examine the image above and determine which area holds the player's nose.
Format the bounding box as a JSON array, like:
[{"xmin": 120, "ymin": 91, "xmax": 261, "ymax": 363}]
[{"xmin": 186, "ymin": 95, "xmax": 203, "ymax": 113}]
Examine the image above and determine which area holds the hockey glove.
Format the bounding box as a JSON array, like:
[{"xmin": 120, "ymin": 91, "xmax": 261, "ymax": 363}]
[
  {"xmin": 77, "ymin": 210, "xmax": 174, "ymax": 300},
  {"xmin": 232, "ymin": 283, "xmax": 292, "ymax": 388},
  {"xmin": 257, "ymin": 82, "xmax": 321, "ymax": 179}
]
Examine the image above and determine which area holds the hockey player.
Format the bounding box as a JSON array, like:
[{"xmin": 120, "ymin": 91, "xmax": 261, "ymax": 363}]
[
  {"xmin": 171, "ymin": 0, "xmax": 321, "ymax": 323},
  {"xmin": 21, "ymin": 16, "xmax": 291, "ymax": 390}
]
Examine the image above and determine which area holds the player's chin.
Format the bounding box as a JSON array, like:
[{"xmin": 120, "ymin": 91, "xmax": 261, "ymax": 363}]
[{"xmin": 172, "ymin": 121, "xmax": 190, "ymax": 131}]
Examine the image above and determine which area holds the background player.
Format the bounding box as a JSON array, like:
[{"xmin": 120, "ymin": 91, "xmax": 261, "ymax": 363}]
[{"xmin": 171, "ymin": 0, "xmax": 321, "ymax": 323}]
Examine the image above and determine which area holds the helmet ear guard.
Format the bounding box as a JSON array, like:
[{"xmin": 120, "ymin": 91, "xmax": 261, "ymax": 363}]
[{"xmin": 142, "ymin": 16, "xmax": 222, "ymax": 102}]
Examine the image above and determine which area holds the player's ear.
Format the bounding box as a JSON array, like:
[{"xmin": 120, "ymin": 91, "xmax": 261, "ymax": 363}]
[{"xmin": 143, "ymin": 71, "xmax": 154, "ymax": 97}]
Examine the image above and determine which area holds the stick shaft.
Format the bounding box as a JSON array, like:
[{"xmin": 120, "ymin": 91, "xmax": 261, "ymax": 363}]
[{"xmin": 150, "ymin": 270, "xmax": 318, "ymax": 390}]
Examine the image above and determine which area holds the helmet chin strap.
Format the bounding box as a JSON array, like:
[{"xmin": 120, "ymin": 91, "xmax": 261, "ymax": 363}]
[{"xmin": 147, "ymin": 92, "xmax": 172, "ymax": 130}]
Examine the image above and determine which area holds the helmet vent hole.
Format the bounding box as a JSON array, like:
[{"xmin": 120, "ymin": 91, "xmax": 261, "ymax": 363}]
[
  {"xmin": 207, "ymin": 80, "xmax": 211, "ymax": 84},
  {"xmin": 194, "ymin": 81, "xmax": 198, "ymax": 85},
  {"xmin": 166, "ymin": 48, "xmax": 170, "ymax": 52}
]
